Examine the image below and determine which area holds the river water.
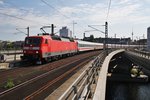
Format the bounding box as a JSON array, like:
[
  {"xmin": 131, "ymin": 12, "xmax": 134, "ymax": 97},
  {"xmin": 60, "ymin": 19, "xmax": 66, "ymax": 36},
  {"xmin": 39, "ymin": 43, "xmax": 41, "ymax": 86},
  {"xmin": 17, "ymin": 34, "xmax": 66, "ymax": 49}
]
[
  {"xmin": 106, "ymin": 52, "xmax": 150, "ymax": 100},
  {"xmin": 106, "ymin": 82, "xmax": 150, "ymax": 100}
]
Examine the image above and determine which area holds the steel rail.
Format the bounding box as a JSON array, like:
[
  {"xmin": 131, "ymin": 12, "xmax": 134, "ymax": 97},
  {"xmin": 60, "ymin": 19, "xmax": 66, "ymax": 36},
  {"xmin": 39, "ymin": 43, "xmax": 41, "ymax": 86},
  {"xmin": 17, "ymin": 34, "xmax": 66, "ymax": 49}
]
[
  {"xmin": 0, "ymin": 57, "xmax": 86, "ymax": 97},
  {"xmin": 0, "ymin": 52, "xmax": 99, "ymax": 99},
  {"xmin": 24, "ymin": 57, "xmax": 92, "ymax": 99},
  {"xmin": 129, "ymin": 49, "xmax": 150, "ymax": 59}
]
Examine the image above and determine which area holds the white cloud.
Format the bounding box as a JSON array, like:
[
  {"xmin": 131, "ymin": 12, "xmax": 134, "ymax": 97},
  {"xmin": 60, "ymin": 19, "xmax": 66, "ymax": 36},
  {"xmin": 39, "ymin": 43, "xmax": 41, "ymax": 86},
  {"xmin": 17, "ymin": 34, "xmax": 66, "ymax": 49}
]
[
  {"xmin": 0, "ymin": 0, "xmax": 4, "ymax": 4},
  {"xmin": 0, "ymin": 0, "xmax": 150, "ymax": 40},
  {"xmin": 119, "ymin": 0, "xmax": 130, "ymax": 4}
]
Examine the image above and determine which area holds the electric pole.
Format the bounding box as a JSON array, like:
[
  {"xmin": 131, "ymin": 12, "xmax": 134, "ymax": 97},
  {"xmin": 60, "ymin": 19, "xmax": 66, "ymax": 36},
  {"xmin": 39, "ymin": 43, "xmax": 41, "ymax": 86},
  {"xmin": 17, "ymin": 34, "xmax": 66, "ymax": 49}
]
[
  {"xmin": 51, "ymin": 24, "xmax": 54, "ymax": 35},
  {"xmin": 105, "ymin": 22, "xmax": 108, "ymax": 53},
  {"xmin": 27, "ymin": 27, "xmax": 29, "ymax": 37}
]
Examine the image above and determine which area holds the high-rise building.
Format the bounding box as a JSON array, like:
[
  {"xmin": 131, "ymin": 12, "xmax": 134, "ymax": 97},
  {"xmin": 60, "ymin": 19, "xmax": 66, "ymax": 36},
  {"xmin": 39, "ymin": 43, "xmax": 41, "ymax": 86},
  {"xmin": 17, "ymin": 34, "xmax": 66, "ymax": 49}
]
[
  {"xmin": 59, "ymin": 27, "xmax": 72, "ymax": 38},
  {"xmin": 147, "ymin": 27, "xmax": 150, "ymax": 51}
]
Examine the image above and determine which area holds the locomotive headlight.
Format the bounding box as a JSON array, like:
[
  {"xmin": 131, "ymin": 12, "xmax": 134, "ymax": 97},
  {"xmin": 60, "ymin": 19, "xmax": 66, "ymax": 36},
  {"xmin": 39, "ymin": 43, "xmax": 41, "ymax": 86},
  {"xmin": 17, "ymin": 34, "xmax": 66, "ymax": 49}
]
[{"xmin": 36, "ymin": 51, "xmax": 39, "ymax": 53}]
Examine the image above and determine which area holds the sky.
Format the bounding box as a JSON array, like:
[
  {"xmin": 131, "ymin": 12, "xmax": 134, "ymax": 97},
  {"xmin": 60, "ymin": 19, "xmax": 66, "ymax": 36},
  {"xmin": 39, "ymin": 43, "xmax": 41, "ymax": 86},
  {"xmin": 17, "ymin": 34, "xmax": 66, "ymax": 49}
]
[{"xmin": 0, "ymin": 0, "xmax": 150, "ymax": 41}]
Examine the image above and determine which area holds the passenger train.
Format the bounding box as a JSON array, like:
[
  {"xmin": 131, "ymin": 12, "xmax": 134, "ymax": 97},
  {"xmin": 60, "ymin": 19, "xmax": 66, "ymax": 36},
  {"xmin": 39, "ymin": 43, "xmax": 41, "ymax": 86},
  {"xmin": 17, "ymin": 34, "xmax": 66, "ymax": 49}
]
[{"xmin": 22, "ymin": 33, "xmax": 136, "ymax": 64}]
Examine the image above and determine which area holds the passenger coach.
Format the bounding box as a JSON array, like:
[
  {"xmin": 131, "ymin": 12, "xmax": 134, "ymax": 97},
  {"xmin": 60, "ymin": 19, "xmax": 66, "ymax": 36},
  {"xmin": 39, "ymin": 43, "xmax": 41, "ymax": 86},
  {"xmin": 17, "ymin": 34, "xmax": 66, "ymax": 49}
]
[{"xmin": 77, "ymin": 40, "xmax": 103, "ymax": 51}]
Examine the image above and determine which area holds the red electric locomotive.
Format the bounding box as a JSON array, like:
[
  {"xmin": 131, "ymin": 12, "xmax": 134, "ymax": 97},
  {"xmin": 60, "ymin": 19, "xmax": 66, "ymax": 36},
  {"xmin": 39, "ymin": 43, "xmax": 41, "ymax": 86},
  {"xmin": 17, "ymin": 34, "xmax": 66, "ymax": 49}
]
[{"xmin": 22, "ymin": 34, "xmax": 78, "ymax": 64}]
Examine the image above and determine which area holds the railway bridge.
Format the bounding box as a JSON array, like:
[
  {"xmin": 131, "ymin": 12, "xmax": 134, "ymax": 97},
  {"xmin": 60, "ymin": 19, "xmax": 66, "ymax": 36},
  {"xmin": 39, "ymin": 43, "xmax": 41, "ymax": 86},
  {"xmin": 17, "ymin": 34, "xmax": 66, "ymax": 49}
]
[
  {"xmin": 57, "ymin": 49, "xmax": 150, "ymax": 100},
  {"xmin": 0, "ymin": 48, "xmax": 150, "ymax": 100}
]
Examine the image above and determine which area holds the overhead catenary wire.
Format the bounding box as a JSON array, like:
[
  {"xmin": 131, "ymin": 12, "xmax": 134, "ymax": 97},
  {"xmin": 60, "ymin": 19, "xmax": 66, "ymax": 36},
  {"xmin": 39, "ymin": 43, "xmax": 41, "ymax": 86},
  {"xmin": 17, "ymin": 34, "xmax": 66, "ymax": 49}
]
[
  {"xmin": 0, "ymin": 12, "xmax": 28, "ymax": 21},
  {"xmin": 1, "ymin": 0, "xmax": 86, "ymax": 38},
  {"xmin": 2, "ymin": 1, "xmax": 48, "ymax": 19},
  {"xmin": 0, "ymin": 1, "xmax": 50, "ymax": 27},
  {"xmin": 0, "ymin": 12, "xmax": 49, "ymax": 26},
  {"xmin": 41, "ymin": 0, "xmax": 71, "ymax": 19},
  {"xmin": 56, "ymin": 0, "xmax": 65, "ymax": 7},
  {"xmin": 106, "ymin": 0, "xmax": 111, "ymax": 21},
  {"xmin": 108, "ymin": 23, "xmax": 117, "ymax": 38},
  {"xmin": 1, "ymin": 1, "xmax": 30, "ymax": 13},
  {"xmin": 41, "ymin": 0, "xmax": 86, "ymax": 38}
]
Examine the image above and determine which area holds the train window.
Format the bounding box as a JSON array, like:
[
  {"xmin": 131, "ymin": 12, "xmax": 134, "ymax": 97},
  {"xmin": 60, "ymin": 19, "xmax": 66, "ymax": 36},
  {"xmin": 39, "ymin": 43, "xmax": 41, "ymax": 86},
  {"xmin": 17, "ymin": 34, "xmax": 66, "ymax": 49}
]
[
  {"xmin": 45, "ymin": 39, "xmax": 48, "ymax": 44},
  {"xmin": 25, "ymin": 37, "xmax": 41, "ymax": 46}
]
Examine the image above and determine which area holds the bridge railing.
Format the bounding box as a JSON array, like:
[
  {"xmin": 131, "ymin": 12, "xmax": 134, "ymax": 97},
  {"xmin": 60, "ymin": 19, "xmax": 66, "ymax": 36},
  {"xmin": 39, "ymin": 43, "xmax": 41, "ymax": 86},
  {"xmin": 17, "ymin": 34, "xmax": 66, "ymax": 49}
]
[
  {"xmin": 0, "ymin": 50, "xmax": 23, "ymax": 55},
  {"xmin": 58, "ymin": 51, "xmax": 106, "ymax": 100},
  {"xmin": 93, "ymin": 49, "xmax": 125, "ymax": 100},
  {"xmin": 129, "ymin": 49, "xmax": 150, "ymax": 59},
  {"xmin": 0, "ymin": 50, "xmax": 23, "ymax": 62}
]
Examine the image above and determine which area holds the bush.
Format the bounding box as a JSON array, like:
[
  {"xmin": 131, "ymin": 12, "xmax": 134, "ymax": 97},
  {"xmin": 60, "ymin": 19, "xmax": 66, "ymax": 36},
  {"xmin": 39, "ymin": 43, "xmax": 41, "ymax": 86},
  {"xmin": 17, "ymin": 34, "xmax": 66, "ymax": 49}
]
[{"xmin": 4, "ymin": 79, "xmax": 15, "ymax": 89}]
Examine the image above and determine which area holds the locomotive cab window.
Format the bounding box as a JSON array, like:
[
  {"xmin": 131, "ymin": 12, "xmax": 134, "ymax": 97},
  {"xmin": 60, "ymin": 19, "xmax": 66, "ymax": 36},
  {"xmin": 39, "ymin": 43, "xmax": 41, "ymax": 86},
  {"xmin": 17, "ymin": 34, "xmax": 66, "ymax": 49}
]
[{"xmin": 25, "ymin": 37, "xmax": 41, "ymax": 46}]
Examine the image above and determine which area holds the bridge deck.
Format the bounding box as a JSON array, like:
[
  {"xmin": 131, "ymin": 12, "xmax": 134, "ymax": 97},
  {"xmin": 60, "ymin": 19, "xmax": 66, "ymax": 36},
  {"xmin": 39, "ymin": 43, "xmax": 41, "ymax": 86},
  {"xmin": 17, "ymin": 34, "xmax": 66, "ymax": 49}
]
[{"xmin": 93, "ymin": 49, "xmax": 125, "ymax": 100}]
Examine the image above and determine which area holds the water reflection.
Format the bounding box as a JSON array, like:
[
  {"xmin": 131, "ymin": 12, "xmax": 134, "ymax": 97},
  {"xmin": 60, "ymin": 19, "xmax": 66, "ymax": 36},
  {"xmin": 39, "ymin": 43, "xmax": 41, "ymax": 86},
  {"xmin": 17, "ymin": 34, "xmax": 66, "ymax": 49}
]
[{"xmin": 106, "ymin": 82, "xmax": 150, "ymax": 100}]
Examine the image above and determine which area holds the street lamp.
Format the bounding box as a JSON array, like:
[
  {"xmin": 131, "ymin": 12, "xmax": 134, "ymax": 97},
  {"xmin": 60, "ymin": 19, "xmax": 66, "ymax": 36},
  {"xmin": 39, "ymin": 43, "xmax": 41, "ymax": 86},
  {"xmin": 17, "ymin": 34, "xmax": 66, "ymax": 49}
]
[{"xmin": 73, "ymin": 21, "xmax": 77, "ymax": 38}]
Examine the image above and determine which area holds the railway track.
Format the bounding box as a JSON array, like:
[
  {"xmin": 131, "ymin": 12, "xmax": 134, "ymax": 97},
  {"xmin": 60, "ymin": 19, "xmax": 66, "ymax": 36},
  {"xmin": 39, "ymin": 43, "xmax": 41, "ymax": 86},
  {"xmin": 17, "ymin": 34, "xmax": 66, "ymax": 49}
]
[
  {"xmin": 25, "ymin": 57, "xmax": 92, "ymax": 100},
  {"xmin": 0, "ymin": 50, "xmax": 101, "ymax": 100},
  {"xmin": 0, "ymin": 61, "xmax": 36, "ymax": 85}
]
